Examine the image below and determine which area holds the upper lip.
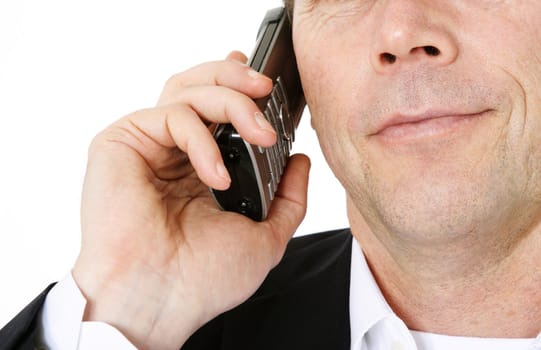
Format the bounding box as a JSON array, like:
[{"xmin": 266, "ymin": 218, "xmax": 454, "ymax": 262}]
[{"xmin": 371, "ymin": 109, "xmax": 490, "ymax": 136}]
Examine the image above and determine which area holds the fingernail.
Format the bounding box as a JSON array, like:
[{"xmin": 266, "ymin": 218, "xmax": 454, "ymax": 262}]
[
  {"xmin": 247, "ymin": 68, "xmax": 270, "ymax": 81},
  {"xmin": 255, "ymin": 112, "xmax": 275, "ymax": 134},
  {"xmin": 216, "ymin": 162, "xmax": 230, "ymax": 183}
]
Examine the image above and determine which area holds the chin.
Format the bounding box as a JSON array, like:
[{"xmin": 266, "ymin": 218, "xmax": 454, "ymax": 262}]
[{"xmin": 362, "ymin": 170, "xmax": 513, "ymax": 245}]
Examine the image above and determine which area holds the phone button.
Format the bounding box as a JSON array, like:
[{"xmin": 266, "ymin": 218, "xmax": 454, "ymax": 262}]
[{"xmin": 268, "ymin": 182, "xmax": 275, "ymax": 201}]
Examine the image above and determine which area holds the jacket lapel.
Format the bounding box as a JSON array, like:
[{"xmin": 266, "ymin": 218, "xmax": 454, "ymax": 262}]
[{"xmin": 220, "ymin": 229, "xmax": 353, "ymax": 350}]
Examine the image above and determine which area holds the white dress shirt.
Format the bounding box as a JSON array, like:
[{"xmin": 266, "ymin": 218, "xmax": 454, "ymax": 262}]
[
  {"xmin": 38, "ymin": 274, "xmax": 136, "ymax": 350},
  {"xmin": 349, "ymin": 239, "xmax": 541, "ymax": 350},
  {"xmin": 37, "ymin": 237, "xmax": 541, "ymax": 349}
]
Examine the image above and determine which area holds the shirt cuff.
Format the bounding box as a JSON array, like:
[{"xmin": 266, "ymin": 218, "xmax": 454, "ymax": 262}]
[{"xmin": 38, "ymin": 272, "xmax": 137, "ymax": 350}]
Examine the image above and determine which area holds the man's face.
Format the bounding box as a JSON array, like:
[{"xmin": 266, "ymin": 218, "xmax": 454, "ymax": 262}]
[{"xmin": 292, "ymin": 1, "xmax": 541, "ymax": 243}]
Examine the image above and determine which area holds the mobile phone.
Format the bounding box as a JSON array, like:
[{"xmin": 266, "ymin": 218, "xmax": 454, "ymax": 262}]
[{"xmin": 211, "ymin": 7, "xmax": 305, "ymax": 221}]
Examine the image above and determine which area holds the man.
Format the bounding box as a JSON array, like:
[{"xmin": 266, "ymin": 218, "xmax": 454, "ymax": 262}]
[{"xmin": 3, "ymin": 0, "xmax": 541, "ymax": 349}]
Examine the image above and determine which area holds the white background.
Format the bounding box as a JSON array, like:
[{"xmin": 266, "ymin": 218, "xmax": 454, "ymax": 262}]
[{"xmin": 0, "ymin": 0, "xmax": 348, "ymax": 327}]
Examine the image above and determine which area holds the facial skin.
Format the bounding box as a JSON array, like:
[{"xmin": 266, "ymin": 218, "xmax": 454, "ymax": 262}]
[{"xmin": 292, "ymin": 0, "xmax": 541, "ymax": 336}]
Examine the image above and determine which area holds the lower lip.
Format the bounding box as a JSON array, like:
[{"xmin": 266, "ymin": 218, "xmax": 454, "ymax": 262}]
[{"xmin": 375, "ymin": 112, "xmax": 490, "ymax": 143}]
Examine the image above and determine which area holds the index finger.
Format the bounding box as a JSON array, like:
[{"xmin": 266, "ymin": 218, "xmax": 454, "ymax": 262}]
[{"xmin": 158, "ymin": 59, "xmax": 272, "ymax": 107}]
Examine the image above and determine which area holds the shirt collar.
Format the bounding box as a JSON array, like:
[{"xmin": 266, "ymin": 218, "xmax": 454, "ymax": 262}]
[
  {"xmin": 349, "ymin": 237, "xmax": 396, "ymax": 349},
  {"xmin": 348, "ymin": 237, "xmax": 541, "ymax": 350}
]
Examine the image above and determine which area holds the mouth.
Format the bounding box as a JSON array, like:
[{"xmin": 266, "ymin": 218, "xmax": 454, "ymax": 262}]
[{"xmin": 371, "ymin": 109, "xmax": 493, "ymax": 143}]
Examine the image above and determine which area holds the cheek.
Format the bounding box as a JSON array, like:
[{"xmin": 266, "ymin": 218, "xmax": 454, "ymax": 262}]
[
  {"xmin": 449, "ymin": 4, "xmax": 541, "ymax": 198},
  {"xmin": 297, "ymin": 61, "xmax": 370, "ymax": 200},
  {"xmin": 295, "ymin": 31, "xmax": 366, "ymax": 138},
  {"xmin": 294, "ymin": 25, "xmax": 375, "ymax": 192},
  {"xmin": 297, "ymin": 54, "xmax": 358, "ymax": 164}
]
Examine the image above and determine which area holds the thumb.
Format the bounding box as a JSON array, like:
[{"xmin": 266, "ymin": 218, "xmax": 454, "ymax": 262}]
[{"xmin": 265, "ymin": 153, "xmax": 311, "ymax": 265}]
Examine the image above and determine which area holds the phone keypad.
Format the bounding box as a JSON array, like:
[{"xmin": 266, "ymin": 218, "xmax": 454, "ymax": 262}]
[{"xmin": 260, "ymin": 76, "xmax": 294, "ymax": 199}]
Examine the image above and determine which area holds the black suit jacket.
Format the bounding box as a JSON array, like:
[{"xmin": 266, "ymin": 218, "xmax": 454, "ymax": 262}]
[{"xmin": 0, "ymin": 229, "xmax": 353, "ymax": 350}]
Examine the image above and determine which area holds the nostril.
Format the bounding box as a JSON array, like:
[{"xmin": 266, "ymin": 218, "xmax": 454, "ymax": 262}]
[
  {"xmin": 424, "ymin": 46, "xmax": 441, "ymax": 56},
  {"xmin": 381, "ymin": 52, "xmax": 397, "ymax": 64},
  {"xmin": 378, "ymin": 46, "xmax": 441, "ymax": 66}
]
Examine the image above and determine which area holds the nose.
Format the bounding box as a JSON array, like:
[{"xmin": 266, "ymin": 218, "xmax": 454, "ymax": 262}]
[{"xmin": 369, "ymin": 0, "xmax": 459, "ymax": 74}]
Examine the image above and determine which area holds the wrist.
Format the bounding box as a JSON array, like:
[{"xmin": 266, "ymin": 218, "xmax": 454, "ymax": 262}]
[{"xmin": 72, "ymin": 252, "xmax": 202, "ymax": 350}]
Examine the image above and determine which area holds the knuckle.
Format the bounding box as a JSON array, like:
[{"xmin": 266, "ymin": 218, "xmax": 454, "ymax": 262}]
[
  {"xmin": 87, "ymin": 129, "xmax": 112, "ymax": 159},
  {"xmin": 87, "ymin": 110, "xmax": 143, "ymax": 156},
  {"xmin": 164, "ymin": 72, "xmax": 187, "ymax": 90}
]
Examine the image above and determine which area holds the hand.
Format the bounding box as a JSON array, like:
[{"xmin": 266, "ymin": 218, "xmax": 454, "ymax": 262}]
[{"xmin": 72, "ymin": 51, "xmax": 310, "ymax": 350}]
